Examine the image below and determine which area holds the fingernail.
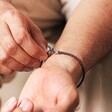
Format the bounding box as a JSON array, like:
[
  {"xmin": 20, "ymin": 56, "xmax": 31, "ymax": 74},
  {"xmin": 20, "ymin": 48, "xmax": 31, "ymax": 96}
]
[
  {"xmin": 19, "ymin": 99, "xmax": 33, "ymax": 112},
  {"xmin": 32, "ymin": 62, "xmax": 40, "ymax": 68},
  {"xmin": 3, "ymin": 97, "xmax": 17, "ymax": 111}
]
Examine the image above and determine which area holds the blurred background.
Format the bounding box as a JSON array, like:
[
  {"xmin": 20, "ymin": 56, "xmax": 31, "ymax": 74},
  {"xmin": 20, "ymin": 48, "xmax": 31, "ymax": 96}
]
[{"xmin": 0, "ymin": 71, "xmax": 32, "ymax": 107}]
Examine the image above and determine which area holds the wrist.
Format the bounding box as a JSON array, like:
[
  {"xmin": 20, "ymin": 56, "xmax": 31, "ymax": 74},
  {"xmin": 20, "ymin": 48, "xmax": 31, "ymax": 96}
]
[{"xmin": 42, "ymin": 54, "xmax": 82, "ymax": 85}]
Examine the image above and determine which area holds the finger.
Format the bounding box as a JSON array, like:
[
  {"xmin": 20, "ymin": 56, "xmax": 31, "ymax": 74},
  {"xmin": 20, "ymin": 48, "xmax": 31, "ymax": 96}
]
[
  {"xmin": 0, "ymin": 21, "xmax": 41, "ymax": 68},
  {"xmin": 28, "ymin": 18, "xmax": 47, "ymax": 51},
  {"xmin": 1, "ymin": 97, "xmax": 17, "ymax": 112},
  {"xmin": 5, "ymin": 13, "xmax": 47, "ymax": 60},
  {"xmin": 18, "ymin": 99, "xmax": 33, "ymax": 112},
  {"xmin": 3, "ymin": 57, "xmax": 33, "ymax": 72},
  {"xmin": 0, "ymin": 64, "xmax": 13, "ymax": 75},
  {"xmin": 0, "ymin": 45, "xmax": 32, "ymax": 72}
]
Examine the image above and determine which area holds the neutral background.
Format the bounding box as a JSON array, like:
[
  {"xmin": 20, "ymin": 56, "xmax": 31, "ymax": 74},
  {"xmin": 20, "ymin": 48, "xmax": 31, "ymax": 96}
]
[{"xmin": 0, "ymin": 71, "xmax": 32, "ymax": 106}]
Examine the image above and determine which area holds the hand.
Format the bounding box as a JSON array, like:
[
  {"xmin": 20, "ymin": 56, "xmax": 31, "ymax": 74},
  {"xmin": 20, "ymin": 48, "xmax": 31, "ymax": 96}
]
[
  {"xmin": 1, "ymin": 97, "xmax": 33, "ymax": 112},
  {"xmin": 0, "ymin": 1, "xmax": 47, "ymax": 74},
  {"xmin": 18, "ymin": 55, "xmax": 80, "ymax": 112}
]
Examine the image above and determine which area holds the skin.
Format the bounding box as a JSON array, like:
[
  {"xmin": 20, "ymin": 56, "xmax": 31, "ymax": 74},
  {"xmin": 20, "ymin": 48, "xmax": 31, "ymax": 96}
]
[
  {"xmin": 0, "ymin": 1, "xmax": 47, "ymax": 75},
  {"xmin": 1, "ymin": 97, "xmax": 33, "ymax": 112},
  {"xmin": 2, "ymin": 0, "xmax": 112, "ymax": 111}
]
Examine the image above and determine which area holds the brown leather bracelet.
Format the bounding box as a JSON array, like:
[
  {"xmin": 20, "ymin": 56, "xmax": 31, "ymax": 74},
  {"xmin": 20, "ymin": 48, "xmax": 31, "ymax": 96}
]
[{"xmin": 47, "ymin": 46, "xmax": 85, "ymax": 88}]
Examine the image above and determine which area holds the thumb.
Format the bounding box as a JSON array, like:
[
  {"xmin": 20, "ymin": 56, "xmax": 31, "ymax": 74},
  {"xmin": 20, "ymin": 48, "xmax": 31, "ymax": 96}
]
[{"xmin": 18, "ymin": 99, "xmax": 33, "ymax": 112}]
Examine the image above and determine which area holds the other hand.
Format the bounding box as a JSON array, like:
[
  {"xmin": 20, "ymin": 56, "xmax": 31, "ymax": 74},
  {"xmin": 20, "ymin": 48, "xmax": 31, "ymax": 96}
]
[{"xmin": 0, "ymin": 1, "xmax": 47, "ymax": 74}]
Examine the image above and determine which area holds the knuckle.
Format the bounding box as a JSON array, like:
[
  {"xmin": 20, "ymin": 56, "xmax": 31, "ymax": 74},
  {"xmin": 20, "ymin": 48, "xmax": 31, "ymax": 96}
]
[
  {"xmin": 6, "ymin": 43, "xmax": 18, "ymax": 55},
  {"xmin": 0, "ymin": 55, "xmax": 9, "ymax": 64},
  {"xmin": 16, "ymin": 31, "xmax": 27, "ymax": 45},
  {"xmin": 7, "ymin": 10, "xmax": 16, "ymax": 17},
  {"xmin": 3, "ymin": 10, "xmax": 18, "ymax": 18}
]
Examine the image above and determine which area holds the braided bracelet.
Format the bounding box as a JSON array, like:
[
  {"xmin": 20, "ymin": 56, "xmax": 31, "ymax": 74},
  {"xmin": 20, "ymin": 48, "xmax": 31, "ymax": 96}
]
[{"xmin": 47, "ymin": 46, "xmax": 85, "ymax": 88}]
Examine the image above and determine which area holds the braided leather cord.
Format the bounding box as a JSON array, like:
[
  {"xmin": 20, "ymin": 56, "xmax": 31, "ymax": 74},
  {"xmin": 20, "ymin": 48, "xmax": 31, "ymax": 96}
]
[{"xmin": 47, "ymin": 46, "xmax": 85, "ymax": 88}]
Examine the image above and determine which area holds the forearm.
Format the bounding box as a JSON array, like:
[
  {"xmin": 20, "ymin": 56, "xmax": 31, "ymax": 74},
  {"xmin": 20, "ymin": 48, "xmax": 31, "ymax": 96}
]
[
  {"xmin": 55, "ymin": 0, "xmax": 112, "ymax": 72},
  {"xmin": 43, "ymin": 0, "xmax": 112, "ymax": 84}
]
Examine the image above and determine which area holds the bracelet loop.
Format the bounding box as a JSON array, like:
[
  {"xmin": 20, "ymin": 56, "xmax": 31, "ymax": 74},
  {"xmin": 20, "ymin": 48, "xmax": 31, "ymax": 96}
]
[{"xmin": 47, "ymin": 46, "xmax": 85, "ymax": 88}]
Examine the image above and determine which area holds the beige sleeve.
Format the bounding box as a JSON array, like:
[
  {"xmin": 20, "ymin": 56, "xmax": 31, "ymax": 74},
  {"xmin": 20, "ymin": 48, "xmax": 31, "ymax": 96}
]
[
  {"xmin": 60, "ymin": 0, "xmax": 81, "ymax": 19},
  {"xmin": 11, "ymin": 0, "xmax": 64, "ymax": 29}
]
